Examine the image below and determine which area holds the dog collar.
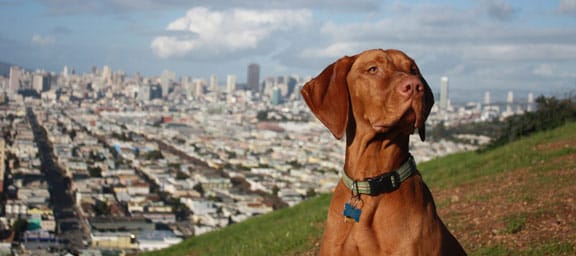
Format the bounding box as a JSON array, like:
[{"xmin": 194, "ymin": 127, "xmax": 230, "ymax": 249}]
[{"xmin": 342, "ymin": 154, "xmax": 417, "ymax": 196}]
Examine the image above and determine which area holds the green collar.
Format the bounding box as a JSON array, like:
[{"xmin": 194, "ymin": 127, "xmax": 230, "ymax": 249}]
[{"xmin": 342, "ymin": 154, "xmax": 417, "ymax": 195}]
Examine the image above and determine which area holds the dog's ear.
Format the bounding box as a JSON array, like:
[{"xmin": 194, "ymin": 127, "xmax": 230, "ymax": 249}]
[
  {"xmin": 301, "ymin": 55, "xmax": 356, "ymax": 140},
  {"xmin": 417, "ymin": 77, "xmax": 434, "ymax": 141}
]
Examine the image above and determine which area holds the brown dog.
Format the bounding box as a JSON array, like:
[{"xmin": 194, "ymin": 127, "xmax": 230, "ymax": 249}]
[{"xmin": 301, "ymin": 49, "xmax": 466, "ymax": 255}]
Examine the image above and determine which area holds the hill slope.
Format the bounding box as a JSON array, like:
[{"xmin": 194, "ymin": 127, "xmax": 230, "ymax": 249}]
[{"xmin": 147, "ymin": 122, "xmax": 576, "ymax": 256}]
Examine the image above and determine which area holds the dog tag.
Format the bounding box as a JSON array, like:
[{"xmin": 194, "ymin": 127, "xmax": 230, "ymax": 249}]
[{"xmin": 343, "ymin": 203, "xmax": 361, "ymax": 222}]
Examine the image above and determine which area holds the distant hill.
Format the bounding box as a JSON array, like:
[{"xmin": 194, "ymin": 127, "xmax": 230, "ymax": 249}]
[
  {"xmin": 0, "ymin": 61, "xmax": 12, "ymax": 77},
  {"xmin": 0, "ymin": 61, "xmax": 32, "ymax": 77},
  {"xmin": 145, "ymin": 121, "xmax": 576, "ymax": 256}
]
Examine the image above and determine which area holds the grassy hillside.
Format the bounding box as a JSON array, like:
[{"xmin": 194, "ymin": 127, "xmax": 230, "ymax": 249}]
[
  {"xmin": 143, "ymin": 193, "xmax": 331, "ymax": 256},
  {"xmin": 147, "ymin": 122, "xmax": 576, "ymax": 256}
]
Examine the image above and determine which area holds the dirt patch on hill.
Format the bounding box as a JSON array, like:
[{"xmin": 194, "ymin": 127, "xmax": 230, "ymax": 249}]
[{"xmin": 435, "ymin": 166, "xmax": 575, "ymax": 253}]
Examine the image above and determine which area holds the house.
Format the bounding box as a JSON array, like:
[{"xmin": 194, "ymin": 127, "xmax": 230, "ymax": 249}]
[
  {"xmin": 137, "ymin": 230, "xmax": 182, "ymax": 251},
  {"xmin": 91, "ymin": 232, "xmax": 137, "ymax": 250}
]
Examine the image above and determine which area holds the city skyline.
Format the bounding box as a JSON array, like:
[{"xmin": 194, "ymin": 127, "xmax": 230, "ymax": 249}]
[
  {"xmin": 1, "ymin": 1, "xmax": 575, "ymax": 95},
  {"xmin": 1, "ymin": 61, "xmax": 556, "ymax": 106}
]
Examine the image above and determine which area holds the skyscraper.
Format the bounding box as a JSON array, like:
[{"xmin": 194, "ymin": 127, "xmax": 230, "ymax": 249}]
[
  {"xmin": 194, "ymin": 80, "xmax": 205, "ymax": 97},
  {"xmin": 33, "ymin": 74, "xmax": 50, "ymax": 93},
  {"xmin": 138, "ymin": 84, "xmax": 151, "ymax": 102},
  {"xmin": 507, "ymin": 91, "xmax": 514, "ymax": 104},
  {"xmin": 506, "ymin": 91, "xmax": 514, "ymax": 113},
  {"xmin": 484, "ymin": 91, "xmax": 491, "ymax": 105},
  {"xmin": 271, "ymin": 86, "xmax": 282, "ymax": 105},
  {"xmin": 102, "ymin": 65, "xmax": 112, "ymax": 84},
  {"xmin": 182, "ymin": 76, "xmax": 193, "ymax": 100},
  {"xmin": 247, "ymin": 63, "xmax": 260, "ymax": 93},
  {"xmin": 527, "ymin": 92, "xmax": 534, "ymax": 112},
  {"xmin": 160, "ymin": 70, "xmax": 176, "ymax": 97},
  {"xmin": 439, "ymin": 76, "xmax": 449, "ymax": 111},
  {"xmin": 8, "ymin": 66, "xmax": 21, "ymax": 94},
  {"xmin": 62, "ymin": 65, "xmax": 69, "ymax": 78},
  {"xmin": 210, "ymin": 74, "xmax": 218, "ymax": 92},
  {"xmin": 226, "ymin": 75, "xmax": 237, "ymax": 95}
]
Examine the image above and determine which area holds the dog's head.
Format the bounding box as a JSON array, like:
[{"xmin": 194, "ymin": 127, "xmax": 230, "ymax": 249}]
[{"xmin": 301, "ymin": 49, "xmax": 434, "ymax": 141}]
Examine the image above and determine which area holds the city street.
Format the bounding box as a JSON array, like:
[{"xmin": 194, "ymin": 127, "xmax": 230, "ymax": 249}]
[{"xmin": 27, "ymin": 108, "xmax": 86, "ymax": 251}]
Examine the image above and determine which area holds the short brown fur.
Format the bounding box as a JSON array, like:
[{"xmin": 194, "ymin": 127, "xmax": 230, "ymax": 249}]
[{"xmin": 301, "ymin": 49, "xmax": 466, "ymax": 255}]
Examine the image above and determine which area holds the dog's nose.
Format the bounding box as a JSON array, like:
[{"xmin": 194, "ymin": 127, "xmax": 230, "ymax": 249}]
[{"xmin": 398, "ymin": 77, "xmax": 423, "ymax": 97}]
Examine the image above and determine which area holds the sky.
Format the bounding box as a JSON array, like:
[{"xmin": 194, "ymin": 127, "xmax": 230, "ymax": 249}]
[{"xmin": 1, "ymin": 0, "xmax": 575, "ymax": 102}]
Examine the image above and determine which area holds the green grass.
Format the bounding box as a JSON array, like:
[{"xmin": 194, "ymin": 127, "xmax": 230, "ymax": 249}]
[
  {"xmin": 147, "ymin": 122, "xmax": 576, "ymax": 256},
  {"xmin": 522, "ymin": 242, "xmax": 575, "ymax": 256},
  {"xmin": 502, "ymin": 213, "xmax": 526, "ymax": 234},
  {"xmin": 143, "ymin": 194, "xmax": 331, "ymax": 256},
  {"xmin": 419, "ymin": 121, "xmax": 576, "ymax": 189}
]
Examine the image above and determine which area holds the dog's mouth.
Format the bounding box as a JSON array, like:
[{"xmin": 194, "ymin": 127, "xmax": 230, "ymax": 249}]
[
  {"xmin": 371, "ymin": 109, "xmax": 416, "ymax": 134},
  {"xmin": 371, "ymin": 124, "xmax": 393, "ymax": 133}
]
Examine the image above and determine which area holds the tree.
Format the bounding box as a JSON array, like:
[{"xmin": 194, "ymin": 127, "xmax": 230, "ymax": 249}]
[
  {"xmin": 12, "ymin": 219, "xmax": 28, "ymax": 240},
  {"xmin": 93, "ymin": 200, "xmax": 110, "ymax": 216},
  {"xmin": 306, "ymin": 188, "xmax": 317, "ymax": 198},
  {"xmin": 88, "ymin": 166, "xmax": 102, "ymax": 178},
  {"xmin": 69, "ymin": 129, "xmax": 76, "ymax": 141},
  {"xmin": 175, "ymin": 170, "xmax": 188, "ymax": 180},
  {"xmin": 271, "ymin": 185, "xmax": 280, "ymax": 196},
  {"xmin": 145, "ymin": 150, "xmax": 164, "ymax": 160},
  {"xmin": 174, "ymin": 202, "xmax": 191, "ymax": 221},
  {"xmin": 256, "ymin": 110, "xmax": 268, "ymax": 121},
  {"xmin": 287, "ymin": 160, "xmax": 302, "ymax": 169},
  {"xmin": 193, "ymin": 183, "xmax": 205, "ymax": 197},
  {"xmin": 168, "ymin": 162, "xmax": 181, "ymax": 170},
  {"xmin": 485, "ymin": 95, "xmax": 576, "ymax": 150}
]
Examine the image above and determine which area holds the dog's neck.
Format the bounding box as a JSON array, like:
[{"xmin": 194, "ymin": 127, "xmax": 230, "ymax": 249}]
[{"xmin": 344, "ymin": 125, "xmax": 410, "ymax": 180}]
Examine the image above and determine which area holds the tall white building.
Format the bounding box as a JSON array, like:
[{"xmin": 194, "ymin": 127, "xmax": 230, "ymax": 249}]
[
  {"xmin": 32, "ymin": 74, "xmax": 49, "ymax": 93},
  {"xmin": 138, "ymin": 83, "xmax": 151, "ymax": 102},
  {"xmin": 439, "ymin": 76, "xmax": 449, "ymax": 111},
  {"xmin": 160, "ymin": 70, "xmax": 176, "ymax": 97},
  {"xmin": 263, "ymin": 77, "xmax": 276, "ymax": 98},
  {"xmin": 527, "ymin": 92, "xmax": 534, "ymax": 112},
  {"xmin": 102, "ymin": 65, "xmax": 112, "ymax": 84},
  {"xmin": 226, "ymin": 75, "xmax": 236, "ymax": 95},
  {"xmin": 62, "ymin": 65, "xmax": 69, "ymax": 78},
  {"xmin": 484, "ymin": 91, "xmax": 491, "ymax": 105},
  {"xmin": 8, "ymin": 66, "xmax": 21, "ymax": 94},
  {"xmin": 210, "ymin": 75, "xmax": 218, "ymax": 92},
  {"xmin": 506, "ymin": 91, "xmax": 514, "ymax": 113},
  {"xmin": 193, "ymin": 79, "xmax": 205, "ymax": 97},
  {"xmin": 182, "ymin": 76, "xmax": 194, "ymax": 100}
]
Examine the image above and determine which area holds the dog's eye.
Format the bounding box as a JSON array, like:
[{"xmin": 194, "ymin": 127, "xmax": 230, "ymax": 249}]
[
  {"xmin": 367, "ymin": 66, "xmax": 378, "ymax": 73},
  {"xmin": 410, "ymin": 65, "xmax": 419, "ymax": 75}
]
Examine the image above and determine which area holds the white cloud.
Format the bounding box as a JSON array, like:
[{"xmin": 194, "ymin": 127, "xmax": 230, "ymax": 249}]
[
  {"xmin": 31, "ymin": 34, "xmax": 56, "ymax": 46},
  {"xmin": 19, "ymin": 1, "xmax": 573, "ymax": 94},
  {"xmin": 463, "ymin": 43, "xmax": 576, "ymax": 61},
  {"xmin": 298, "ymin": 5, "xmax": 576, "ymax": 63},
  {"xmin": 41, "ymin": 0, "xmax": 379, "ymax": 14},
  {"xmin": 282, "ymin": 2, "xmax": 576, "ymax": 94},
  {"xmin": 151, "ymin": 7, "xmax": 311, "ymax": 59},
  {"xmin": 299, "ymin": 42, "xmax": 363, "ymax": 59}
]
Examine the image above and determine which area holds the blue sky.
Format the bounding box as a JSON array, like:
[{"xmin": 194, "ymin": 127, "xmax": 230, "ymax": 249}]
[{"xmin": 1, "ymin": 0, "xmax": 575, "ymax": 101}]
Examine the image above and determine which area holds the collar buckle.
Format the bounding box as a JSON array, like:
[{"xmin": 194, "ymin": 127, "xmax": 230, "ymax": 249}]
[{"xmin": 367, "ymin": 171, "xmax": 402, "ymax": 195}]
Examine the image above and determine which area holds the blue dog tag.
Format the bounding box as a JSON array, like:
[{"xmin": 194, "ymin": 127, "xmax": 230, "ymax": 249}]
[{"xmin": 343, "ymin": 203, "xmax": 362, "ymax": 222}]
